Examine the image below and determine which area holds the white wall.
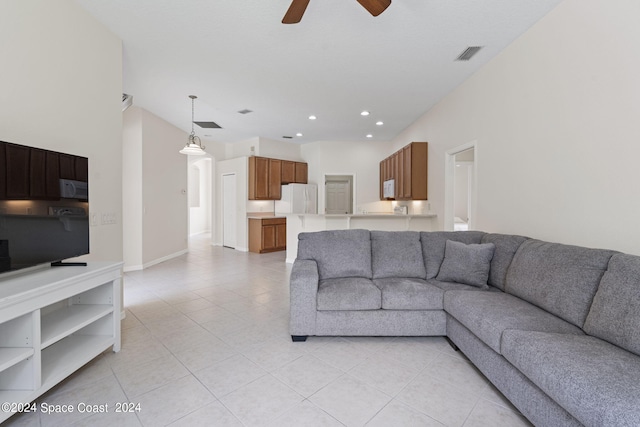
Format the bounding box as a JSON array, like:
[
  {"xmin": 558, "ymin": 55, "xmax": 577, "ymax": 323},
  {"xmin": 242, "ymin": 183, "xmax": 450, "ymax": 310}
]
[
  {"xmin": 225, "ymin": 137, "xmax": 303, "ymax": 161},
  {"xmin": 122, "ymin": 107, "xmax": 189, "ymax": 270},
  {"xmin": 122, "ymin": 108, "xmax": 143, "ymax": 268},
  {"xmin": 301, "ymin": 140, "xmax": 391, "ymax": 214},
  {"xmin": 258, "ymin": 137, "xmax": 304, "ymax": 161},
  {"xmin": 141, "ymin": 109, "xmax": 189, "ymax": 265},
  {"xmin": 392, "ymin": 0, "xmax": 640, "ymax": 255},
  {"xmin": 0, "ymin": 0, "xmax": 123, "ymax": 263}
]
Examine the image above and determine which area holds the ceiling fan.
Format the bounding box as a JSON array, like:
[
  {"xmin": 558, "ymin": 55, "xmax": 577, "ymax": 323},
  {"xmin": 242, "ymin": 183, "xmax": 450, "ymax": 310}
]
[{"xmin": 282, "ymin": 0, "xmax": 391, "ymax": 24}]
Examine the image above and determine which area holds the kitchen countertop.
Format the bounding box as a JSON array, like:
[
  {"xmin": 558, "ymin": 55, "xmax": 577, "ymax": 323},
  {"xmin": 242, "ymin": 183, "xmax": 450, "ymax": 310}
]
[
  {"xmin": 285, "ymin": 213, "xmax": 437, "ymax": 218},
  {"xmin": 247, "ymin": 213, "xmax": 286, "ymax": 220},
  {"xmin": 283, "ymin": 212, "xmax": 437, "ymax": 263}
]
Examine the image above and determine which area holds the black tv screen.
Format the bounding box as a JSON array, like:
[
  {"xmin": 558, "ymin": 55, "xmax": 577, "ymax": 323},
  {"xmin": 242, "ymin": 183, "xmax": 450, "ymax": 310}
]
[{"xmin": 0, "ymin": 141, "xmax": 89, "ymax": 274}]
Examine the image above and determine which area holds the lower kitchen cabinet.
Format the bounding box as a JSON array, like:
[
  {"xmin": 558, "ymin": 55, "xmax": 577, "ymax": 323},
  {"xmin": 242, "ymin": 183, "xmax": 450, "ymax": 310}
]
[{"xmin": 248, "ymin": 217, "xmax": 286, "ymax": 253}]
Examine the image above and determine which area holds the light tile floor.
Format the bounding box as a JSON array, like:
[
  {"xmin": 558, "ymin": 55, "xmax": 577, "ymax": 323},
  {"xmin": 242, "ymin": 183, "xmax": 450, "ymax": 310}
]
[{"xmin": 5, "ymin": 235, "xmax": 533, "ymax": 427}]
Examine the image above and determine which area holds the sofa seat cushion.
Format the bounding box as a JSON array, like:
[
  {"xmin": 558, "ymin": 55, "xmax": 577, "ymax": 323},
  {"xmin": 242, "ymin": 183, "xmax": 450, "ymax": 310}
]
[
  {"xmin": 317, "ymin": 277, "xmax": 381, "ymax": 311},
  {"xmin": 505, "ymin": 239, "xmax": 617, "ymax": 327},
  {"xmin": 502, "ymin": 330, "xmax": 640, "ymax": 427},
  {"xmin": 444, "ymin": 290, "xmax": 583, "ymax": 354},
  {"xmin": 583, "ymin": 253, "xmax": 640, "ymax": 356},
  {"xmin": 371, "ymin": 231, "xmax": 426, "ymax": 279},
  {"xmin": 374, "ymin": 278, "xmax": 443, "ymax": 310}
]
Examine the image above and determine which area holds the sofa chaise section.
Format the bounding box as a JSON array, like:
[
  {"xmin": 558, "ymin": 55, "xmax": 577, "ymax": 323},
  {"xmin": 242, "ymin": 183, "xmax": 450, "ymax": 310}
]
[{"xmin": 289, "ymin": 229, "xmax": 640, "ymax": 427}]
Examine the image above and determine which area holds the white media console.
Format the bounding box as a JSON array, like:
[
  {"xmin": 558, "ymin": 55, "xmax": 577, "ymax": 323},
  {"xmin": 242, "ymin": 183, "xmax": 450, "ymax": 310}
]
[{"xmin": 0, "ymin": 262, "xmax": 122, "ymax": 423}]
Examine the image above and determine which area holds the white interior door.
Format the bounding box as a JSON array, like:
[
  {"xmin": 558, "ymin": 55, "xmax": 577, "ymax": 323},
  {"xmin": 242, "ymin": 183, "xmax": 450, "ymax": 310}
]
[
  {"xmin": 326, "ymin": 181, "xmax": 351, "ymax": 214},
  {"xmin": 222, "ymin": 174, "xmax": 236, "ymax": 248}
]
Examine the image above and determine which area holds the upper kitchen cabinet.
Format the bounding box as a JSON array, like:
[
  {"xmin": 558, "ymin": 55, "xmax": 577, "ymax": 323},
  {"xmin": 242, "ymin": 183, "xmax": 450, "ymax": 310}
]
[
  {"xmin": 294, "ymin": 162, "xmax": 308, "ymax": 184},
  {"xmin": 281, "ymin": 160, "xmax": 308, "ymax": 184},
  {"xmin": 379, "ymin": 142, "xmax": 428, "ymax": 200},
  {"xmin": 59, "ymin": 154, "xmax": 88, "ymax": 182},
  {"xmin": 249, "ymin": 156, "xmax": 282, "ymax": 200},
  {"xmin": 1, "ymin": 143, "xmax": 61, "ymax": 200}
]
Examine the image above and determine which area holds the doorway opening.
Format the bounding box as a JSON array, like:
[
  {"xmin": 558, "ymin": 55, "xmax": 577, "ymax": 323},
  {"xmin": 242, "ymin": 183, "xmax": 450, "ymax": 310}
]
[
  {"xmin": 324, "ymin": 174, "xmax": 354, "ymax": 214},
  {"xmin": 445, "ymin": 142, "xmax": 477, "ymax": 231},
  {"xmin": 188, "ymin": 158, "xmax": 212, "ymax": 237}
]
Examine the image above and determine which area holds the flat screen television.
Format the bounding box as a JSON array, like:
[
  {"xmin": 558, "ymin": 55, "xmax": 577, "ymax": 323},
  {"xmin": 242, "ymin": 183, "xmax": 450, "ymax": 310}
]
[{"xmin": 0, "ymin": 140, "xmax": 89, "ymax": 275}]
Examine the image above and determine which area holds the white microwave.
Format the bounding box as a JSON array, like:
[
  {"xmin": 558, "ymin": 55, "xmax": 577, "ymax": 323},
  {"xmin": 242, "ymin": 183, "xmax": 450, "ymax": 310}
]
[{"xmin": 383, "ymin": 179, "xmax": 395, "ymax": 199}]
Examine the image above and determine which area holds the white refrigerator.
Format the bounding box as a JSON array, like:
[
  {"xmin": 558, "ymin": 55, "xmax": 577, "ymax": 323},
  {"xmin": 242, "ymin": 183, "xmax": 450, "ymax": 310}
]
[{"xmin": 275, "ymin": 184, "xmax": 318, "ymax": 214}]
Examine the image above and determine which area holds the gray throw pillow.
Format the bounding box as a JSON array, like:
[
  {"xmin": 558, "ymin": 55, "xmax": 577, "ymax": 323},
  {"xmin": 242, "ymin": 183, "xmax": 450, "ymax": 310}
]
[{"xmin": 436, "ymin": 240, "xmax": 495, "ymax": 288}]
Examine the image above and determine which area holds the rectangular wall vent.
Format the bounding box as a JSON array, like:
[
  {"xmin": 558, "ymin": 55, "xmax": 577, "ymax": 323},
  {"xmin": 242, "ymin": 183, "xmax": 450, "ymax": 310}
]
[{"xmin": 455, "ymin": 46, "xmax": 482, "ymax": 61}]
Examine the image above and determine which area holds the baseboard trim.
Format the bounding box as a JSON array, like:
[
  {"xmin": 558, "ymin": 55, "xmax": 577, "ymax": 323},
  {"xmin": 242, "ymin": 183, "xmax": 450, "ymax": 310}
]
[{"xmin": 123, "ymin": 249, "xmax": 188, "ymax": 272}]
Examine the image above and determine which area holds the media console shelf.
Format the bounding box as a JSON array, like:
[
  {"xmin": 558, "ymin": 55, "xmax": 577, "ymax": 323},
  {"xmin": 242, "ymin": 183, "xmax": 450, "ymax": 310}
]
[{"xmin": 0, "ymin": 262, "xmax": 122, "ymax": 423}]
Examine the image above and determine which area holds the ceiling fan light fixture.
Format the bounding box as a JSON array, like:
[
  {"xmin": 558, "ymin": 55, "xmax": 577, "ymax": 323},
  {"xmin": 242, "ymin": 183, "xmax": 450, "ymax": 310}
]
[
  {"xmin": 179, "ymin": 95, "xmax": 206, "ymax": 156},
  {"xmin": 356, "ymin": 0, "xmax": 392, "ymax": 17},
  {"xmin": 283, "ymin": 0, "xmax": 391, "ymax": 24}
]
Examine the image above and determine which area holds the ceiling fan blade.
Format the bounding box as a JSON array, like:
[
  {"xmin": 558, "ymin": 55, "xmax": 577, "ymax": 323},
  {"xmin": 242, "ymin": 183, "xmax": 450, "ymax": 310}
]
[
  {"xmin": 356, "ymin": 0, "xmax": 391, "ymax": 17},
  {"xmin": 282, "ymin": 0, "xmax": 310, "ymax": 24}
]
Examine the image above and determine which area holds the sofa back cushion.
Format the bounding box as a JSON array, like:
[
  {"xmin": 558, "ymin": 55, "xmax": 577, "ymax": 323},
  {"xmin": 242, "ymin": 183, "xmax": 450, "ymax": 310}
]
[
  {"xmin": 505, "ymin": 239, "xmax": 617, "ymax": 327},
  {"xmin": 481, "ymin": 233, "xmax": 529, "ymax": 291},
  {"xmin": 371, "ymin": 231, "xmax": 425, "ymax": 279},
  {"xmin": 583, "ymin": 253, "xmax": 640, "ymax": 356},
  {"xmin": 420, "ymin": 231, "xmax": 486, "ymax": 279},
  {"xmin": 297, "ymin": 229, "xmax": 372, "ymax": 280}
]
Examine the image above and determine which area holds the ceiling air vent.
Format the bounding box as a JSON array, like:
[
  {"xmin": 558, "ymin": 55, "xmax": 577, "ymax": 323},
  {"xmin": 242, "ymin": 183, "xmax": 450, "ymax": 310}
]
[
  {"xmin": 238, "ymin": 109, "xmax": 253, "ymax": 114},
  {"xmin": 194, "ymin": 121, "xmax": 222, "ymax": 129},
  {"xmin": 455, "ymin": 46, "xmax": 482, "ymax": 61},
  {"xmin": 122, "ymin": 93, "xmax": 133, "ymax": 111}
]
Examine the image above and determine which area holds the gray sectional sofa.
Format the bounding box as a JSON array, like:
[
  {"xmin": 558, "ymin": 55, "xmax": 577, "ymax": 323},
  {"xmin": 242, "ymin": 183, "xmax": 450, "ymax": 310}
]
[{"xmin": 289, "ymin": 229, "xmax": 640, "ymax": 427}]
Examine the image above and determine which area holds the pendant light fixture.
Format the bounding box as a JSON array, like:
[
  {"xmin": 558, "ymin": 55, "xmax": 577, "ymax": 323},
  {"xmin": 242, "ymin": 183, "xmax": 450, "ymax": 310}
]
[{"xmin": 179, "ymin": 95, "xmax": 206, "ymax": 156}]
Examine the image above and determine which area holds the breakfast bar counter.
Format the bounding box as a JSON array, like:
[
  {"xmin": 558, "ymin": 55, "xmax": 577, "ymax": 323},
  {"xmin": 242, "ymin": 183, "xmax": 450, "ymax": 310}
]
[{"xmin": 284, "ymin": 213, "xmax": 437, "ymax": 263}]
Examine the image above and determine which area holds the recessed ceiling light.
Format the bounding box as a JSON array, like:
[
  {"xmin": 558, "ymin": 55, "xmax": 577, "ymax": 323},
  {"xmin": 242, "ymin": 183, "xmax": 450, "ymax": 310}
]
[
  {"xmin": 376, "ymin": 121, "xmax": 384, "ymax": 126},
  {"xmin": 366, "ymin": 134, "xmax": 373, "ymax": 138},
  {"xmin": 296, "ymin": 133, "xmax": 303, "ymax": 137},
  {"xmin": 361, "ymin": 111, "xmax": 370, "ymax": 116},
  {"xmin": 308, "ymin": 115, "xmax": 317, "ymax": 120}
]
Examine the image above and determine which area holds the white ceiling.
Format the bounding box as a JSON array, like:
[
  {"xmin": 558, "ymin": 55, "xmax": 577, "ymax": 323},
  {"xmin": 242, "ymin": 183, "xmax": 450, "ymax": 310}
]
[{"xmin": 75, "ymin": 0, "xmax": 562, "ymax": 145}]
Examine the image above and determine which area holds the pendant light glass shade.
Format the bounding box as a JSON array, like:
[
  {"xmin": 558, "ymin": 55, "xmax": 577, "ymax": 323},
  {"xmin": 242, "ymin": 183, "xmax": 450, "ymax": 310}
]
[{"xmin": 180, "ymin": 95, "xmax": 206, "ymax": 156}]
